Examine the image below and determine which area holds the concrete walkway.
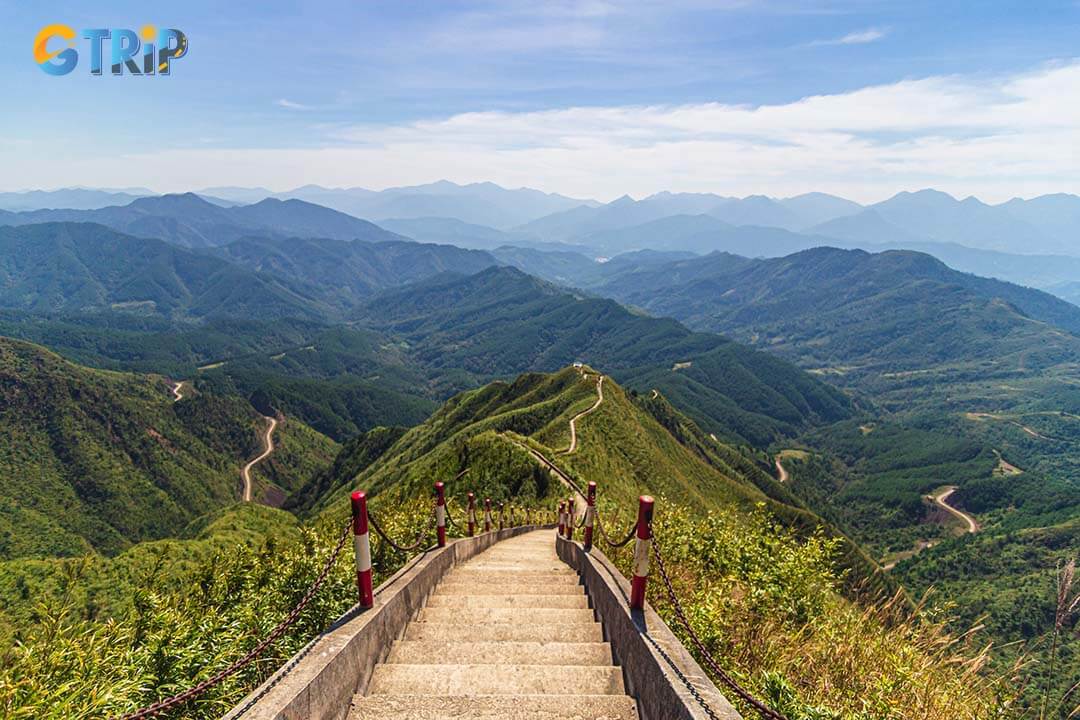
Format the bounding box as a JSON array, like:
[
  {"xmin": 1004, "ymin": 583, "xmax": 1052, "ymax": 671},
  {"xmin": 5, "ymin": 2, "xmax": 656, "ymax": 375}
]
[{"xmin": 349, "ymin": 530, "xmax": 638, "ymax": 719}]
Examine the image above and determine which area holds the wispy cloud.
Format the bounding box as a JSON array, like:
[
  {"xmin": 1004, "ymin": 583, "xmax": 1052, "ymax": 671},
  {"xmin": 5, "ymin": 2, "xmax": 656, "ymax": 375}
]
[
  {"xmin": 23, "ymin": 61, "xmax": 1080, "ymax": 203},
  {"xmin": 810, "ymin": 27, "xmax": 888, "ymax": 47},
  {"xmin": 275, "ymin": 98, "xmax": 313, "ymax": 111}
]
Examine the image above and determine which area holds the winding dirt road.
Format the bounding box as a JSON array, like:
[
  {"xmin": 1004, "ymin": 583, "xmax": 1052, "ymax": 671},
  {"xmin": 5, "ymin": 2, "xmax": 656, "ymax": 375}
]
[
  {"xmin": 241, "ymin": 415, "xmax": 278, "ymax": 503},
  {"xmin": 171, "ymin": 381, "xmax": 185, "ymax": 402},
  {"xmin": 930, "ymin": 486, "xmax": 979, "ymax": 533},
  {"xmin": 882, "ymin": 487, "xmax": 978, "ymax": 571},
  {"xmin": 775, "ymin": 458, "xmax": 789, "ymax": 483},
  {"xmin": 561, "ymin": 375, "xmax": 604, "ymax": 455}
]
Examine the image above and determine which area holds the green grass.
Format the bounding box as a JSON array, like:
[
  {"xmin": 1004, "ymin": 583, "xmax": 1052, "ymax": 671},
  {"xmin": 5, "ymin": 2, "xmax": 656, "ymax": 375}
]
[{"xmin": 0, "ymin": 337, "xmax": 337, "ymax": 560}]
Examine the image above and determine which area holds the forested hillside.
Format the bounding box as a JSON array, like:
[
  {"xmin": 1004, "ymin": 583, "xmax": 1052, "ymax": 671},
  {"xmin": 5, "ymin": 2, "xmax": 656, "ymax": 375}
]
[
  {"xmin": 355, "ymin": 266, "xmax": 852, "ymax": 444},
  {"xmin": 0, "ymin": 337, "xmax": 335, "ymax": 559}
]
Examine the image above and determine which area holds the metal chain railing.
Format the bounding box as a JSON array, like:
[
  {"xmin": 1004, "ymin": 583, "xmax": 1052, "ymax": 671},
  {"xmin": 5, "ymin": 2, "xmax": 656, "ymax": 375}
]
[
  {"xmin": 594, "ymin": 510, "xmax": 637, "ymax": 549},
  {"xmin": 116, "ymin": 517, "xmax": 354, "ymax": 720},
  {"xmin": 368, "ymin": 502, "xmax": 438, "ymax": 554},
  {"xmin": 651, "ymin": 533, "xmax": 790, "ymax": 720}
]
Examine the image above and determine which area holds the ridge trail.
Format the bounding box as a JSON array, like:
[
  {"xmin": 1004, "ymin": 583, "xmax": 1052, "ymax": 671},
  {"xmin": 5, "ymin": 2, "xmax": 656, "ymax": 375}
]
[
  {"xmin": 560, "ymin": 374, "xmax": 604, "ymax": 455},
  {"xmin": 241, "ymin": 414, "xmax": 278, "ymax": 503},
  {"xmin": 171, "ymin": 381, "xmax": 185, "ymax": 402},
  {"xmin": 504, "ymin": 371, "xmax": 605, "ymax": 521}
]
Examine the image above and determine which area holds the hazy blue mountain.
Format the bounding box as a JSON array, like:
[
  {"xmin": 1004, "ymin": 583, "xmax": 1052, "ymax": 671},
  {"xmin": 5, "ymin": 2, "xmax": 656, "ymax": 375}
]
[
  {"xmin": 194, "ymin": 186, "xmax": 277, "ymax": 204},
  {"xmin": 210, "ymin": 235, "xmax": 497, "ymax": 308},
  {"xmin": 0, "ymin": 223, "xmax": 327, "ymax": 321},
  {"xmin": 488, "ymin": 246, "xmax": 701, "ymax": 288},
  {"xmin": 0, "ymin": 188, "xmax": 150, "ymax": 212},
  {"xmin": 196, "ymin": 181, "xmax": 597, "ymax": 228},
  {"xmin": 580, "ymin": 214, "xmax": 840, "ymax": 257},
  {"xmin": 823, "ymin": 190, "xmax": 1059, "ymax": 255},
  {"xmin": 518, "ymin": 192, "xmax": 862, "ymax": 243},
  {"xmin": 777, "ymin": 192, "xmax": 863, "ymax": 227},
  {"xmin": 863, "ymin": 241, "xmax": 1080, "ymax": 295},
  {"xmin": 377, "ymin": 216, "xmax": 533, "ymax": 250},
  {"xmin": 811, "ymin": 208, "xmax": 929, "ymax": 246},
  {"xmin": 999, "ymin": 193, "xmax": 1080, "ymax": 250},
  {"xmin": 709, "ymin": 195, "xmax": 804, "ymax": 229},
  {"xmin": 1043, "ymin": 280, "xmax": 1080, "ymax": 307},
  {"xmin": 0, "ymin": 194, "xmax": 403, "ymax": 248}
]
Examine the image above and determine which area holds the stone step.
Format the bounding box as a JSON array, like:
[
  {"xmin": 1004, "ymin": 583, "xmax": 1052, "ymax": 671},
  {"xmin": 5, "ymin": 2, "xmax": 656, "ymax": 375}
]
[
  {"xmin": 426, "ymin": 594, "xmax": 589, "ymax": 609},
  {"xmin": 405, "ymin": 621, "xmax": 603, "ymax": 643},
  {"xmin": 386, "ymin": 641, "xmax": 613, "ymax": 666},
  {"xmin": 419, "ymin": 607, "xmax": 595, "ymax": 625},
  {"xmin": 437, "ymin": 582, "xmax": 582, "ymax": 595},
  {"xmin": 448, "ymin": 570, "xmax": 577, "ymax": 582},
  {"xmin": 465, "ymin": 563, "xmax": 570, "ymax": 572},
  {"xmin": 349, "ymin": 694, "xmax": 638, "ymax": 720},
  {"xmin": 368, "ymin": 664, "xmax": 625, "ymax": 696}
]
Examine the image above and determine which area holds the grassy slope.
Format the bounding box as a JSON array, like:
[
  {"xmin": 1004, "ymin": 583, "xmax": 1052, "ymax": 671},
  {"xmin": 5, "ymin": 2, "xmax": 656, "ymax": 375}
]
[
  {"xmin": 0, "ymin": 504, "xmax": 299, "ymax": 644},
  {"xmin": 250, "ymin": 417, "xmax": 340, "ymax": 504},
  {"xmin": 0, "ymin": 336, "xmax": 336, "ymax": 560},
  {"xmin": 297, "ymin": 366, "xmax": 886, "ymax": 592}
]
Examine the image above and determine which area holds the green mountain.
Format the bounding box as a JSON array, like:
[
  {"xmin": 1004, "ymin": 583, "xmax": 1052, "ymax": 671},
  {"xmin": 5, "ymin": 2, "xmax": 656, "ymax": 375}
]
[
  {"xmin": 0, "ymin": 223, "xmax": 328, "ymax": 321},
  {"xmin": 208, "ymin": 234, "xmax": 496, "ymax": 308},
  {"xmin": 295, "ymin": 367, "xmax": 874, "ymax": 577},
  {"xmin": 0, "ymin": 223, "xmax": 500, "ymax": 324},
  {"xmin": 594, "ymin": 246, "xmax": 1080, "ymax": 382},
  {"xmin": 0, "ymin": 194, "xmax": 403, "ymax": 248},
  {"xmin": 0, "ymin": 336, "xmax": 335, "ymax": 560},
  {"xmin": 354, "ymin": 266, "xmax": 852, "ymax": 444}
]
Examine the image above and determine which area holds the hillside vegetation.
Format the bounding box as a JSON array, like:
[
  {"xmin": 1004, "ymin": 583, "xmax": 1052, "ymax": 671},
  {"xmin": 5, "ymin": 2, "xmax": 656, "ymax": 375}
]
[
  {"xmin": 0, "ymin": 337, "xmax": 335, "ymax": 559},
  {"xmin": 355, "ymin": 266, "xmax": 852, "ymax": 444},
  {"xmin": 0, "ymin": 367, "xmax": 1027, "ymax": 719}
]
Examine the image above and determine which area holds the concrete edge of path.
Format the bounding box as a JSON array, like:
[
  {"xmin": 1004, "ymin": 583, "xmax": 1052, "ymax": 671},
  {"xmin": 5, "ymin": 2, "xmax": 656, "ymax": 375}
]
[
  {"xmin": 557, "ymin": 536, "xmax": 743, "ymax": 720},
  {"xmin": 224, "ymin": 525, "xmax": 551, "ymax": 720}
]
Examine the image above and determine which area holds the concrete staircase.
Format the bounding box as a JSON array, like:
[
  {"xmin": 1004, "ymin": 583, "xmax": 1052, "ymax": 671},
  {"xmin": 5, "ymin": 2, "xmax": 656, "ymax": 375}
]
[{"xmin": 349, "ymin": 530, "xmax": 638, "ymax": 720}]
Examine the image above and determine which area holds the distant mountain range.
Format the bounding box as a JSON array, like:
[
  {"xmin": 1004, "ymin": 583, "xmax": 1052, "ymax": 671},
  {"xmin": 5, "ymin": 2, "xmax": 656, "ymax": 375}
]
[
  {"xmin": 196, "ymin": 180, "xmax": 598, "ymax": 229},
  {"xmin": 0, "ymin": 223, "xmax": 497, "ymax": 321},
  {"xmin": 0, "ymin": 188, "xmax": 152, "ymax": 212},
  {"xmin": 6, "ymin": 182, "xmax": 1080, "ymax": 304},
  {"xmin": 0, "ymin": 193, "xmax": 402, "ymax": 248}
]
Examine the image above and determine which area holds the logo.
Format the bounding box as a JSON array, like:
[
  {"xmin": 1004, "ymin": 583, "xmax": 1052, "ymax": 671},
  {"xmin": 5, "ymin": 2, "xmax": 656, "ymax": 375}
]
[{"xmin": 34, "ymin": 25, "xmax": 188, "ymax": 76}]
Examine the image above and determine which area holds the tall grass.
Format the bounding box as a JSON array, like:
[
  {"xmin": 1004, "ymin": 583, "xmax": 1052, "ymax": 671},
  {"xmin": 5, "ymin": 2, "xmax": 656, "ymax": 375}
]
[
  {"xmin": 601, "ymin": 500, "xmax": 1023, "ymax": 720},
  {"xmin": 0, "ymin": 494, "xmax": 464, "ymax": 719}
]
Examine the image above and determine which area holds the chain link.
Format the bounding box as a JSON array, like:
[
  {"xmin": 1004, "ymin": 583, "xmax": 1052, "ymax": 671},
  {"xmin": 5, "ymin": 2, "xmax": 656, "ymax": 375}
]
[
  {"xmin": 368, "ymin": 502, "xmax": 438, "ymax": 553},
  {"xmin": 651, "ymin": 534, "xmax": 790, "ymax": 720},
  {"xmin": 116, "ymin": 517, "xmax": 354, "ymax": 720},
  {"xmin": 594, "ymin": 510, "xmax": 637, "ymax": 549}
]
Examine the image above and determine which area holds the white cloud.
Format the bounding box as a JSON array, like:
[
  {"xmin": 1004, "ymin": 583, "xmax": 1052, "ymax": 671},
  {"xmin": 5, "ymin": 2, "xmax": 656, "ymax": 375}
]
[
  {"xmin": 275, "ymin": 98, "xmax": 313, "ymax": 111},
  {"xmin": 811, "ymin": 27, "xmax": 888, "ymax": 46},
  {"xmin": 10, "ymin": 60, "xmax": 1080, "ymax": 204}
]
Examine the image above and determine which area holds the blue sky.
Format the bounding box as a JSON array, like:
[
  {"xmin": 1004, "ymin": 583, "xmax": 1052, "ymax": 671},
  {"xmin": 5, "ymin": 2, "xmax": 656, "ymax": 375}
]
[{"xmin": 3, "ymin": 1, "xmax": 1080, "ymax": 201}]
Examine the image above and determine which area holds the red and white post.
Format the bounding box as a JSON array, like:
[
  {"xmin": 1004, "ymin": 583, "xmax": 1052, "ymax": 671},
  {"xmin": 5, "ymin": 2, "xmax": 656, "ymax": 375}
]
[
  {"xmin": 583, "ymin": 481, "xmax": 597, "ymax": 551},
  {"xmin": 566, "ymin": 497, "xmax": 576, "ymax": 541},
  {"xmin": 467, "ymin": 492, "xmax": 476, "ymax": 537},
  {"xmin": 558, "ymin": 501, "xmax": 566, "ymax": 537},
  {"xmin": 351, "ymin": 490, "xmax": 374, "ymax": 609},
  {"xmin": 434, "ymin": 481, "xmax": 447, "ymax": 548},
  {"xmin": 484, "ymin": 498, "xmax": 492, "ymax": 532},
  {"xmin": 629, "ymin": 495, "xmax": 655, "ymax": 611}
]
